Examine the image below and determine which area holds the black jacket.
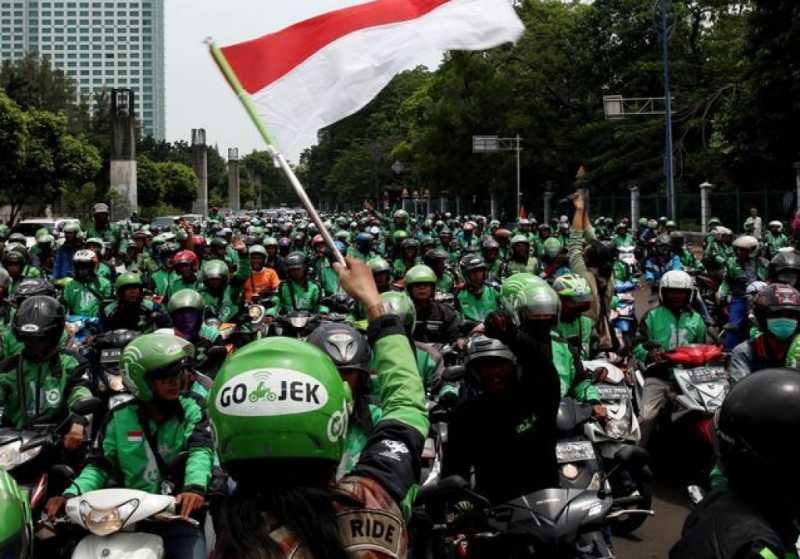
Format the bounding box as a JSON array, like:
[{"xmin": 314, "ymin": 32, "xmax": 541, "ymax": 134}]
[
  {"xmin": 444, "ymin": 330, "xmax": 560, "ymax": 505},
  {"xmin": 412, "ymin": 301, "xmax": 461, "ymax": 345},
  {"xmin": 670, "ymin": 488, "xmax": 797, "ymax": 559}
]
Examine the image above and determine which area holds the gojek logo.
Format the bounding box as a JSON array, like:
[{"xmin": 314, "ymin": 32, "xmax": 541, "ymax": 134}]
[{"xmin": 216, "ymin": 368, "xmax": 329, "ymax": 416}]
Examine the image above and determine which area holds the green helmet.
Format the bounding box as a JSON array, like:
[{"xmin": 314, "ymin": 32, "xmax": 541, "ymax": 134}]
[
  {"xmin": 85, "ymin": 236, "xmax": 105, "ymax": 248},
  {"xmin": 114, "ymin": 272, "xmax": 143, "ymax": 292},
  {"xmin": 167, "ymin": 289, "xmax": 205, "ymax": 313},
  {"xmin": 0, "ymin": 467, "xmax": 32, "ymax": 558},
  {"xmin": 508, "ymin": 282, "xmax": 559, "ymax": 320},
  {"xmin": 666, "ymin": 220, "xmax": 677, "ymax": 228},
  {"xmin": 511, "ymin": 234, "xmax": 530, "ymax": 246},
  {"xmin": 381, "ymin": 290, "xmax": 416, "ymax": 335},
  {"xmin": 202, "ymin": 259, "xmax": 229, "ymax": 280},
  {"xmin": 708, "ymin": 217, "xmax": 721, "ymax": 227},
  {"xmin": 0, "ymin": 224, "xmax": 9, "ymax": 241},
  {"xmin": 248, "ymin": 244, "xmax": 268, "ymax": 258},
  {"xmin": 638, "ymin": 217, "xmax": 648, "ymax": 227},
  {"xmin": 208, "ymin": 337, "xmax": 350, "ymax": 466},
  {"xmin": 368, "ymin": 256, "xmax": 392, "ymax": 276},
  {"xmin": 393, "ymin": 209, "xmax": 409, "ymax": 221},
  {"xmin": 404, "ymin": 264, "xmax": 437, "ymax": 287},
  {"xmin": 335, "ymin": 230, "xmax": 351, "ymax": 243},
  {"xmin": 543, "ymin": 237, "xmax": 563, "ymax": 259},
  {"xmin": 121, "ymin": 333, "xmax": 195, "ymax": 402},
  {"xmin": 263, "ymin": 236, "xmax": 278, "ymax": 247},
  {"xmin": 392, "ymin": 230, "xmax": 409, "ymax": 243},
  {"xmin": 552, "ymin": 273, "xmax": 593, "ymax": 304},
  {"xmin": 501, "ymin": 273, "xmax": 555, "ymax": 321}
]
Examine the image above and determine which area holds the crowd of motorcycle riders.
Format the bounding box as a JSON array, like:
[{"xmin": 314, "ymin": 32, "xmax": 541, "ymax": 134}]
[{"xmin": 1, "ymin": 192, "xmax": 800, "ymax": 559}]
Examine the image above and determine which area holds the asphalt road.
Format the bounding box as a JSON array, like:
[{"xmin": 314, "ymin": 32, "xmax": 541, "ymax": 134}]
[{"xmin": 613, "ymin": 283, "xmax": 691, "ymax": 558}]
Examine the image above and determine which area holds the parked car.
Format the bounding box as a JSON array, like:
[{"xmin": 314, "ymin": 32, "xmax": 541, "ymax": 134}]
[
  {"xmin": 150, "ymin": 215, "xmax": 179, "ymax": 231},
  {"xmin": 12, "ymin": 218, "xmax": 80, "ymax": 248}
]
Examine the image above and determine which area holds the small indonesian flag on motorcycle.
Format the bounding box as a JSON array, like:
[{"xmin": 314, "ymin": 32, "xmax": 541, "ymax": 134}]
[
  {"xmin": 127, "ymin": 431, "xmax": 144, "ymax": 443},
  {"xmin": 214, "ymin": 0, "xmax": 525, "ymax": 155}
]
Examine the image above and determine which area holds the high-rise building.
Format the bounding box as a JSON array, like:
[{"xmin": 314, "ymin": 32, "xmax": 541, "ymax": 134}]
[{"xmin": 0, "ymin": 0, "xmax": 165, "ymax": 139}]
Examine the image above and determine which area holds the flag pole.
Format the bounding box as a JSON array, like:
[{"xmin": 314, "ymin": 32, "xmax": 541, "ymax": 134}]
[{"xmin": 207, "ymin": 39, "xmax": 347, "ymax": 268}]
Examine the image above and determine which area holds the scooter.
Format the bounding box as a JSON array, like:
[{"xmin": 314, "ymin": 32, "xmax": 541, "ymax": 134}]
[
  {"xmin": 61, "ymin": 488, "xmax": 198, "ymax": 559},
  {"xmin": 582, "ymin": 359, "xmax": 652, "ymax": 535},
  {"xmin": 609, "ymin": 293, "xmax": 637, "ymax": 353}
]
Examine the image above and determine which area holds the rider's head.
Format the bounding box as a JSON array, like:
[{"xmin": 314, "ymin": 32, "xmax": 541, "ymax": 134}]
[
  {"xmin": 202, "ymin": 260, "xmax": 230, "ymax": 295},
  {"xmin": 502, "ymin": 276, "xmax": 559, "ymax": 342},
  {"xmin": 1, "ymin": 247, "xmax": 27, "ymax": 279},
  {"xmin": 115, "ymin": 272, "xmax": 144, "ymax": 305},
  {"xmin": 92, "ymin": 203, "xmax": 110, "ymax": 229},
  {"xmin": 121, "ymin": 333, "xmax": 193, "ymax": 403},
  {"xmin": 173, "ymin": 250, "xmax": 199, "ymax": 281},
  {"xmin": 404, "ymin": 264, "xmax": 436, "ymax": 306},
  {"xmin": 584, "ymin": 240, "xmax": 618, "ymax": 278},
  {"xmin": 307, "ymin": 323, "xmax": 371, "ymax": 397},
  {"xmin": 367, "ymin": 257, "xmax": 392, "ymax": 293},
  {"xmin": 553, "ymin": 274, "xmax": 593, "ymax": 322},
  {"xmin": 393, "ymin": 209, "xmax": 409, "ymax": 229},
  {"xmin": 248, "ymin": 245, "xmax": 267, "ymax": 272},
  {"xmin": 62, "ymin": 222, "xmax": 81, "ymax": 246},
  {"xmin": 769, "ymin": 249, "xmax": 800, "ymax": 288},
  {"xmin": 753, "ymin": 284, "xmax": 800, "ymax": 342},
  {"xmin": 72, "ymin": 249, "xmax": 98, "ymax": 283},
  {"xmin": 13, "ymin": 295, "xmax": 65, "ymax": 362},
  {"xmin": 655, "ymin": 234, "xmax": 672, "ymax": 258},
  {"xmin": 659, "ymin": 270, "xmax": 694, "ymax": 311},
  {"xmin": 460, "ymin": 255, "xmax": 487, "ymax": 290},
  {"xmin": 716, "ymin": 369, "xmax": 800, "ymax": 512},
  {"xmin": 0, "ymin": 268, "xmax": 10, "ymax": 302},
  {"xmin": 401, "ymin": 238, "xmax": 420, "ymax": 261},
  {"xmin": 510, "ymin": 235, "xmax": 530, "ymax": 261},
  {"xmin": 481, "ymin": 239, "xmax": 499, "ymax": 263},
  {"xmin": 263, "ymin": 237, "xmax": 279, "ymax": 258},
  {"xmin": 733, "ymin": 235, "xmax": 759, "ymax": 261},
  {"xmin": 465, "ymin": 336, "xmax": 517, "ymax": 396},
  {"xmin": 167, "ymin": 289, "xmax": 205, "ymax": 341},
  {"xmin": 286, "ymin": 252, "xmax": 307, "ymax": 282}
]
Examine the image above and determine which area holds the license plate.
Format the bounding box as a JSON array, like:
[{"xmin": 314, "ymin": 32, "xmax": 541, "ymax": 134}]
[
  {"xmin": 100, "ymin": 348, "xmax": 122, "ymax": 364},
  {"xmin": 688, "ymin": 366, "xmax": 727, "ymax": 384},
  {"xmin": 597, "ymin": 385, "xmax": 631, "ymax": 401},
  {"xmin": 556, "ymin": 441, "xmax": 595, "ymax": 463}
]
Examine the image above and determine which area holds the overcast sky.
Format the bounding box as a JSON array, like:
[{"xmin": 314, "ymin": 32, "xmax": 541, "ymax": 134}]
[{"xmin": 164, "ymin": 0, "xmax": 444, "ymax": 164}]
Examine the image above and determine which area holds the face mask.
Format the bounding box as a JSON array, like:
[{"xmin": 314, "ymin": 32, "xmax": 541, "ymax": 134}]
[{"xmin": 767, "ymin": 318, "xmax": 798, "ymax": 341}]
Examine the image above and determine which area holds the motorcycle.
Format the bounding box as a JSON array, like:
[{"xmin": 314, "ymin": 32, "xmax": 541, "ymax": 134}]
[
  {"xmin": 270, "ymin": 311, "xmax": 320, "ymax": 339},
  {"xmin": 609, "ymin": 293, "xmax": 637, "ymax": 353},
  {"xmin": 0, "ymin": 398, "xmax": 101, "ymax": 533},
  {"xmin": 92, "ymin": 330, "xmax": 138, "ymax": 425},
  {"xmin": 58, "ymin": 488, "xmax": 199, "ymax": 559},
  {"xmin": 417, "ymin": 475, "xmax": 649, "ymax": 559},
  {"xmin": 582, "ymin": 360, "xmax": 651, "ymax": 535},
  {"xmin": 617, "ymin": 245, "xmax": 639, "ymax": 278}
]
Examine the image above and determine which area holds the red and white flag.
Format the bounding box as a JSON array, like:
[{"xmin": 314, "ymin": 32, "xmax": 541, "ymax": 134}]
[{"xmin": 219, "ymin": 0, "xmax": 524, "ymax": 155}]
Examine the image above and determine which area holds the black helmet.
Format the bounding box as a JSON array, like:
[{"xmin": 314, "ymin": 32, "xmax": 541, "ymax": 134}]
[
  {"xmin": 769, "ymin": 249, "xmax": 800, "ymax": 286},
  {"xmin": 481, "ymin": 238, "xmax": 500, "ymax": 252},
  {"xmin": 307, "ymin": 322, "xmax": 371, "ymax": 374},
  {"xmin": 12, "ymin": 295, "xmax": 65, "ymax": 341},
  {"xmin": 752, "ymin": 283, "xmax": 800, "ymax": 332},
  {"xmin": 716, "ymin": 369, "xmax": 800, "ymax": 505},
  {"xmin": 669, "ymin": 231, "xmax": 685, "ymax": 248},
  {"xmin": 12, "ymin": 279, "xmax": 56, "ymax": 306},
  {"xmin": 401, "ymin": 238, "xmax": 420, "ymax": 250},
  {"xmin": 2, "ymin": 246, "xmax": 27, "ymax": 266},
  {"xmin": 460, "ymin": 254, "xmax": 486, "ymax": 277},
  {"xmin": 286, "ymin": 252, "xmax": 306, "ymax": 269}
]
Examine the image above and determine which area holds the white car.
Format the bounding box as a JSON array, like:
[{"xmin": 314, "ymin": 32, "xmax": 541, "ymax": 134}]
[{"xmin": 12, "ymin": 217, "xmax": 80, "ymax": 248}]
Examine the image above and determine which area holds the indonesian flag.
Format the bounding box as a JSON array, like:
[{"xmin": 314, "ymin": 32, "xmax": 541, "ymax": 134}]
[{"xmin": 218, "ymin": 0, "xmax": 524, "ymax": 155}]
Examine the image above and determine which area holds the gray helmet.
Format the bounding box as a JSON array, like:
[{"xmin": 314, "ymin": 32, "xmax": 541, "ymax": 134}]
[{"xmin": 307, "ymin": 322, "xmax": 371, "ymax": 374}]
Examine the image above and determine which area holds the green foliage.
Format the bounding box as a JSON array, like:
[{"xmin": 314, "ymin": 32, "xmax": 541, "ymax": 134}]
[
  {"xmin": 136, "ymin": 154, "xmax": 164, "ymax": 206},
  {"xmin": 157, "ymin": 161, "xmax": 197, "ymax": 211}
]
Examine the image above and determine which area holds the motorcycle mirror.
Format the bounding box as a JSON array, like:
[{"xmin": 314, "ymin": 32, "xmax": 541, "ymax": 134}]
[
  {"xmin": 442, "ymin": 365, "xmax": 466, "ymax": 382},
  {"xmin": 49, "ymin": 464, "xmax": 76, "ymax": 482},
  {"xmin": 70, "ymin": 397, "xmax": 103, "ymax": 416}
]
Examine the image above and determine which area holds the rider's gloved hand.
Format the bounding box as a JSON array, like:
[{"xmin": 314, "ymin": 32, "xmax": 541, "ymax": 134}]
[{"xmin": 45, "ymin": 495, "xmax": 68, "ymax": 521}]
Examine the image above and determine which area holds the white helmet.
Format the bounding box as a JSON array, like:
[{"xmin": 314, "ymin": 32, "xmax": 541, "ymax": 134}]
[
  {"xmin": 659, "ymin": 270, "xmax": 694, "ymax": 304},
  {"xmin": 714, "ymin": 226, "xmax": 733, "ymax": 241},
  {"xmin": 732, "ymin": 235, "xmax": 759, "ymax": 257},
  {"xmin": 769, "ymin": 220, "xmax": 783, "ymax": 232}
]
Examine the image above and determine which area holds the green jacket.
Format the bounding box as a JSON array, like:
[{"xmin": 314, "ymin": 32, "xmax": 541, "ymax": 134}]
[
  {"xmin": 200, "ymin": 286, "xmax": 240, "ymax": 323},
  {"xmin": 165, "ymin": 276, "xmax": 202, "ymax": 301},
  {"xmin": 84, "ymin": 224, "xmax": 119, "ymax": 247},
  {"xmin": 278, "ymin": 280, "xmax": 322, "ymax": 314},
  {"xmin": 556, "ymin": 315, "xmax": 595, "ymax": 360},
  {"xmin": 613, "ymin": 260, "xmax": 632, "ymax": 283},
  {"xmin": 765, "ymin": 232, "xmax": 789, "ymax": 254},
  {"xmin": 152, "ymin": 269, "xmax": 176, "ymax": 298},
  {"xmin": 613, "ymin": 233, "xmax": 634, "ymax": 248},
  {"xmin": 457, "ymin": 286, "xmax": 499, "ymax": 323},
  {"xmin": 63, "ymin": 277, "xmax": 112, "ymax": 317},
  {"xmin": 552, "ymin": 334, "xmax": 599, "ymax": 403},
  {"xmin": 96, "ymin": 261, "xmax": 115, "ymax": 283},
  {"xmin": 783, "ymin": 336, "xmax": 800, "ymax": 369},
  {"xmin": 2, "ymin": 329, "xmax": 69, "ymax": 361},
  {"xmin": 0, "ymin": 353, "xmax": 92, "ymax": 429},
  {"xmin": 633, "ymin": 306, "xmax": 707, "ymax": 363},
  {"xmin": 313, "ymin": 257, "xmax": 340, "ymax": 296},
  {"xmin": 506, "ymin": 257, "xmax": 539, "ymax": 277},
  {"xmin": 9, "ymin": 267, "xmax": 42, "ymax": 296},
  {"xmin": 436, "ymin": 271, "xmax": 456, "ymax": 294},
  {"xmin": 65, "ymin": 396, "xmax": 214, "ymax": 497},
  {"xmin": 338, "ymin": 403, "xmax": 383, "ymax": 479}
]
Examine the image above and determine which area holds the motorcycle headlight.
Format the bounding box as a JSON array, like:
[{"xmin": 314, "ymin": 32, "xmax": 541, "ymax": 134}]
[
  {"xmin": 79, "ymin": 498, "xmax": 139, "ymax": 536},
  {"xmin": 290, "ymin": 316, "xmax": 309, "ymax": 328},
  {"xmin": 0, "ymin": 441, "xmax": 40, "ymax": 471},
  {"xmin": 248, "ymin": 305, "xmax": 265, "ymax": 323},
  {"xmin": 605, "ymin": 416, "xmax": 631, "ymax": 440}
]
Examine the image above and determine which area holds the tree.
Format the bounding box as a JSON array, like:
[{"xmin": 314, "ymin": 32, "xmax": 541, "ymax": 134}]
[
  {"xmin": 158, "ymin": 161, "xmax": 197, "ymax": 211},
  {"xmin": 136, "ymin": 155, "xmax": 164, "ymax": 207}
]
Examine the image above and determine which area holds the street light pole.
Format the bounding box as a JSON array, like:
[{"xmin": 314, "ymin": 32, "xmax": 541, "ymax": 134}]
[
  {"xmin": 515, "ymin": 134, "xmax": 522, "ymax": 220},
  {"xmin": 661, "ymin": 0, "xmax": 676, "ymax": 220}
]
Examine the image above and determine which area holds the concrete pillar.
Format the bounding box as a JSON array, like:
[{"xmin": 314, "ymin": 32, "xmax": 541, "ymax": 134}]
[
  {"xmin": 543, "ymin": 187, "xmax": 554, "ymax": 225},
  {"xmin": 490, "ymin": 190, "xmax": 497, "ymax": 220},
  {"xmin": 109, "ymin": 89, "xmax": 137, "ymax": 220},
  {"xmin": 700, "ymin": 181, "xmax": 713, "ymax": 233},
  {"xmin": 191, "ymin": 129, "xmax": 208, "ymax": 217},
  {"xmin": 629, "ymin": 185, "xmax": 640, "ymax": 234},
  {"xmin": 228, "ymin": 148, "xmax": 240, "ymax": 211}
]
